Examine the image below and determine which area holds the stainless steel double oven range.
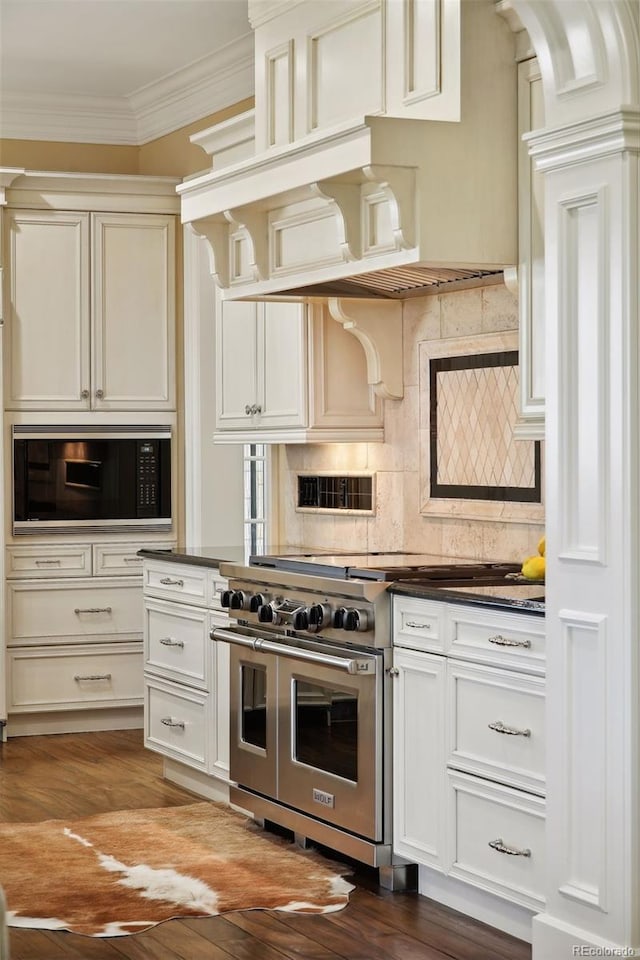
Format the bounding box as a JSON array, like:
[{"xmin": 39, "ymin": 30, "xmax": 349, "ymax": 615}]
[{"xmin": 213, "ymin": 551, "xmax": 519, "ymax": 888}]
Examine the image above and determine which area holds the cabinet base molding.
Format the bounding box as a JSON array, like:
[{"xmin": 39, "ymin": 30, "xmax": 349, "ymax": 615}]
[
  {"xmin": 5, "ymin": 705, "xmax": 143, "ymax": 738},
  {"xmin": 532, "ymin": 912, "xmax": 637, "ymax": 960},
  {"xmin": 163, "ymin": 758, "xmax": 230, "ymax": 804},
  {"xmin": 418, "ymin": 865, "xmax": 536, "ymax": 944}
]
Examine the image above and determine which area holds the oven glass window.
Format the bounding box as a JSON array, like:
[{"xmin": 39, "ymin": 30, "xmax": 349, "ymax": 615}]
[
  {"xmin": 240, "ymin": 664, "xmax": 267, "ymax": 750},
  {"xmin": 294, "ymin": 680, "xmax": 357, "ymax": 782}
]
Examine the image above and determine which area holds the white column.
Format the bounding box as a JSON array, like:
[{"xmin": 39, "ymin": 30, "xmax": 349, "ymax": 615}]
[{"xmin": 530, "ymin": 108, "xmax": 640, "ymax": 959}]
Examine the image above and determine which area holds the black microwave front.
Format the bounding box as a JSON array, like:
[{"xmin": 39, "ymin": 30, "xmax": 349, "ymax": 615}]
[{"xmin": 13, "ymin": 426, "xmax": 172, "ymax": 535}]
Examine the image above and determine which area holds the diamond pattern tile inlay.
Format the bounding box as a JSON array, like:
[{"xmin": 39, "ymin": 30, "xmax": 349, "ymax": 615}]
[{"xmin": 434, "ymin": 359, "xmax": 537, "ymax": 492}]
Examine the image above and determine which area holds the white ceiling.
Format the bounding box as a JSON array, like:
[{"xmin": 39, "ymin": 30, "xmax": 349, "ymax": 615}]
[{"xmin": 0, "ymin": 0, "xmax": 254, "ymax": 144}]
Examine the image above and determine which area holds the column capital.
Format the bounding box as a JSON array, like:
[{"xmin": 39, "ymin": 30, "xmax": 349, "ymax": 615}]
[{"xmin": 526, "ymin": 108, "xmax": 640, "ymax": 173}]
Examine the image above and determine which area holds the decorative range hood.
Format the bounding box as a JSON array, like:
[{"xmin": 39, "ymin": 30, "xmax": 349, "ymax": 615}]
[{"xmin": 179, "ymin": 0, "xmax": 519, "ymax": 304}]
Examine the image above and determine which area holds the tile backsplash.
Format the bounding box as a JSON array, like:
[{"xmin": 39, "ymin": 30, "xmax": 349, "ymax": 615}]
[{"xmin": 276, "ymin": 283, "xmax": 545, "ymax": 563}]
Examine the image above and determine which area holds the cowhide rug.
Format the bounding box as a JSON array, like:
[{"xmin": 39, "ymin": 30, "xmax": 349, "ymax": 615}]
[{"xmin": 0, "ymin": 801, "xmax": 354, "ymax": 937}]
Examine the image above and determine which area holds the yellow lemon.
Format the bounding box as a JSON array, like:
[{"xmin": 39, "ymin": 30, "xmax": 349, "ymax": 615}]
[
  {"xmin": 537, "ymin": 535, "xmax": 546, "ymax": 557},
  {"xmin": 521, "ymin": 555, "xmax": 545, "ymax": 581}
]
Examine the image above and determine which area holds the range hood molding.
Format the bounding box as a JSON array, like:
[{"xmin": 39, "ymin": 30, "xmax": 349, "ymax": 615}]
[{"xmin": 328, "ymin": 298, "xmax": 403, "ymax": 401}]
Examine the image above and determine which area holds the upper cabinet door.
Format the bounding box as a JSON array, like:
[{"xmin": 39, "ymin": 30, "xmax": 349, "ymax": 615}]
[
  {"xmin": 215, "ymin": 299, "xmax": 260, "ymax": 430},
  {"xmin": 258, "ymin": 301, "xmax": 307, "ymax": 431},
  {"xmin": 91, "ymin": 213, "xmax": 176, "ymax": 411},
  {"xmin": 4, "ymin": 210, "xmax": 90, "ymax": 410}
]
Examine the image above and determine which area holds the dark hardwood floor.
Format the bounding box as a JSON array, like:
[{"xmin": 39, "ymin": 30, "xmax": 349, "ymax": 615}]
[{"xmin": 0, "ymin": 730, "xmax": 532, "ymax": 960}]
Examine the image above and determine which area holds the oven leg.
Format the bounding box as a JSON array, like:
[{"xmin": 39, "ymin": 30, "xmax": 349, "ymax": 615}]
[
  {"xmin": 253, "ymin": 817, "xmax": 265, "ymax": 829},
  {"xmin": 378, "ymin": 862, "xmax": 418, "ymax": 892},
  {"xmin": 294, "ymin": 832, "xmax": 311, "ymax": 850}
]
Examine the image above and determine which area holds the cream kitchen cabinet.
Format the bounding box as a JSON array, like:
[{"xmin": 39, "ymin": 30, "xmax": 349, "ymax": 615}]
[
  {"xmin": 4, "ymin": 539, "xmax": 173, "ymax": 736},
  {"xmin": 214, "ymin": 298, "xmax": 384, "ymax": 443},
  {"xmin": 392, "ymin": 593, "xmax": 546, "ymax": 938},
  {"xmin": 3, "ymin": 209, "xmax": 176, "ymax": 411},
  {"xmin": 142, "ymin": 558, "xmax": 230, "ymax": 787}
]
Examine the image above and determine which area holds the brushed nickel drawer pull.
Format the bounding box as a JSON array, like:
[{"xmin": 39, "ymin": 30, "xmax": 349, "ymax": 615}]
[
  {"xmin": 487, "ymin": 634, "xmax": 531, "ymax": 649},
  {"xmin": 95, "ymin": 388, "xmax": 104, "ymax": 400},
  {"xmin": 161, "ymin": 717, "xmax": 185, "ymax": 729},
  {"xmin": 245, "ymin": 404, "xmax": 252, "ymax": 415},
  {"xmin": 488, "ymin": 838, "xmax": 531, "ymax": 857},
  {"xmin": 74, "ymin": 607, "xmax": 112, "ymax": 614},
  {"xmin": 488, "ymin": 720, "xmax": 531, "ymax": 737},
  {"xmin": 405, "ymin": 620, "xmax": 432, "ymax": 629},
  {"xmin": 35, "ymin": 559, "xmax": 61, "ymax": 565},
  {"xmin": 159, "ymin": 577, "xmax": 184, "ymax": 587},
  {"xmin": 74, "ymin": 673, "xmax": 112, "ymax": 682},
  {"xmin": 124, "ymin": 556, "xmax": 143, "ymax": 563},
  {"xmin": 159, "ymin": 637, "xmax": 184, "ymax": 648}
]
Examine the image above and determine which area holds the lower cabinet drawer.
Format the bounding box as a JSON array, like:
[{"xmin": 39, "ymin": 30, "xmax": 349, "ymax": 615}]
[
  {"xmin": 447, "ymin": 660, "xmax": 545, "ymax": 796},
  {"xmin": 8, "ymin": 579, "xmax": 143, "ymax": 643},
  {"xmin": 6, "ymin": 544, "xmax": 92, "ymax": 579},
  {"xmin": 447, "ymin": 770, "xmax": 545, "ymax": 911},
  {"xmin": 8, "ymin": 643, "xmax": 143, "ymax": 712},
  {"xmin": 144, "ymin": 598, "xmax": 208, "ymax": 689},
  {"xmin": 144, "ymin": 676, "xmax": 208, "ymax": 771},
  {"xmin": 93, "ymin": 543, "xmax": 176, "ymax": 577}
]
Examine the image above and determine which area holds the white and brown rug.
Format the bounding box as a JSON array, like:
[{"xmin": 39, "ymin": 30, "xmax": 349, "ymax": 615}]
[{"xmin": 0, "ymin": 801, "xmax": 354, "ymax": 937}]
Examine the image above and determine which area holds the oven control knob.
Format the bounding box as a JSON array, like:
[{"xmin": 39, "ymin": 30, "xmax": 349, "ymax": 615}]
[
  {"xmin": 333, "ymin": 607, "xmax": 348, "ymax": 629},
  {"xmin": 292, "ymin": 608, "xmax": 309, "ymax": 631},
  {"xmin": 257, "ymin": 603, "xmax": 275, "ymax": 623},
  {"xmin": 220, "ymin": 590, "xmax": 234, "ymax": 609},
  {"xmin": 344, "ymin": 608, "xmax": 370, "ymax": 632},
  {"xmin": 249, "ymin": 593, "xmax": 269, "ymax": 613},
  {"xmin": 308, "ymin": 603, "xmax": 331, "ymax": 632},
  {"xmin": 230, "ymin": 590, "xmax": 247, "ymax": 610}
]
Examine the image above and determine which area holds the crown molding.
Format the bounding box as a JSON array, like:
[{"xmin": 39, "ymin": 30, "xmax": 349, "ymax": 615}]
[
  {"xmin": 248, "ymin": 0, "xmax": 305, "ymax": 28},
  {"xmin": 0, "ymin": 33, "xmax": 255, "ymax": 146},
  {"xmin": 0, "ymin": 92, "xmax": 139, "ymax": 145},
  {"xmin": 130, "ymin": 33, "xmax": 255, "ymax": 144}
]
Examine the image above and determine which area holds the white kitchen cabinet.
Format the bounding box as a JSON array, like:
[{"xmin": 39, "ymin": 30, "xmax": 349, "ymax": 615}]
[
  {"xmin": 142, "ymin": 559, "xmax": 230, "ymax": 784},
  {"xmin": 392, "ymin": 593, "xmax": 546, "ymax": 937},
  {"xmin": 215, "ymin": 299, "xmax": 306, "ymax": 434},
  {"xmin": 214, "ymin": 299, "xmax": 383, "ymax": 442},
  {"xmin": 392, "ymin": 646, "xmax": 447, "ymax": 871},
  {"xmin": 3, "ymin": 209, "xmax": 176, "ymax": 411},
  {"xmin": 515, "ymin": 57, "xmax": 545, "ymax": 439}
]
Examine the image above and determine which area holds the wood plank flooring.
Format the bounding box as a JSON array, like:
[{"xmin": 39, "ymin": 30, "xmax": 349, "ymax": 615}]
[{"xmin": 0, "ymin": 730, "xmax": 532, "ymax": 960}]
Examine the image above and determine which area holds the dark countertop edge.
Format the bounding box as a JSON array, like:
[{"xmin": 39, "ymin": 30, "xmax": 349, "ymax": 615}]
[
  {"xmin": 137, "ymin": 546, "xmax": 246, "ymax": 568},
  {"xmin": 390, "ymin": 581, "xmax": 545, "ymax": 615}
]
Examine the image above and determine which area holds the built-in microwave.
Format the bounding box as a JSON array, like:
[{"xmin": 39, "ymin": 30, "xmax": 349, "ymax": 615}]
[{"xmin": 13, "ymin": 426, "xmax": 172, "ymax": 535}]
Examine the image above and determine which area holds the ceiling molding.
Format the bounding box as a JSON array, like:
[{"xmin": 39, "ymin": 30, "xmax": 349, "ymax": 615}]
[
  {"xmin": 130, "ymin": 33, "xmax": 255, "ymax": 144},
  {"xmin": 0, "ymin": 92, "xmax": 139, "ymax": 145},
  {"xmin": 0, "ymin": 33, "xmax": 255, "ymax": 147}
]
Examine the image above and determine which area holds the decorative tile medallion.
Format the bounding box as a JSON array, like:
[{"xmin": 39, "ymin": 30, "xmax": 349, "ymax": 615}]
[
  {"xmin": 430, "ymin": 351, "xmax": 541, "ymax": 502},
  {"xmin": 419, "ymin": 332, "xmax": 544, "ymax": 523}
]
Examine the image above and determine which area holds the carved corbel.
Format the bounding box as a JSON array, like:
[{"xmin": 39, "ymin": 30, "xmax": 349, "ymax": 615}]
[
  {"xmin": 361, "ymin": 165, "xmax": 416, "ymax": 251},
  {"xmin": 310, "ymin": 180, "xmax": 362, "ymax": 261},
  {"xmin": 328, "ymin": 297, "xmax": 404, "ymax": 400},
  {"xmin": 189, "ymin": 218, "xmax": 230, "ymax": 288},
  {"xmin": 224, "ymin": 206, "xmax": 269, "ymax": 281}
]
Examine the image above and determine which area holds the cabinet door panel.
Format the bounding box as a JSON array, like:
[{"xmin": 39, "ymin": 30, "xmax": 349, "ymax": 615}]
[
  {"xmin": 4, "ymin": 210, "xmax": 90, "ymax": 409},
  {"xmin": 259, "ymin": 302, "xmax": 307, "ymax": 429},
  {"xmin": 92, "ymin": 213, "xmax": 175, "ymax": 410},
  {"xmin": 215, "ymin": 300, "xmax": 259, "ymax": 429},
  {"xmin": 393, "ymin": 648, "xmax": 447, "ymax": 870}
]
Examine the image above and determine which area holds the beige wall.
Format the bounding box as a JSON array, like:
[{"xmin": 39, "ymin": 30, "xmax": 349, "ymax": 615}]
[
  {"xmin": 278, "ymin": 283, "xmax": 545, "ymax": 564},
  {"xmin": 0, "ymin": 97, "xmax": 254, "ymax": 178},
  {"xmin": 138, "ymin": 98, "xmax": 254, "ymax": 177},
  {"xmin": 0, "ymin": 139, "xmax": 139, "ymax": 174}
]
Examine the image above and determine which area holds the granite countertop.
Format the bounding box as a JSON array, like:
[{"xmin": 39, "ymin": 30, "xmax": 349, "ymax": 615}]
[
  {"xmin": 390, "ymin": 580, "xmax": 545, "ymax": 615},
  {"xmin": 136, "ymin": 544, "xmax": 323, "ymax": 568},
  {"xmin": 137, "ymin": 545, "xmax": 248, "ymax": 567}
]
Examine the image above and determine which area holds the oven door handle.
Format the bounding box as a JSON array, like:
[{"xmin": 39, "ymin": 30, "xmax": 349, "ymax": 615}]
[{"xmin": 212, "ymin": 628, "xmax": 376, "ymax": 676}]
